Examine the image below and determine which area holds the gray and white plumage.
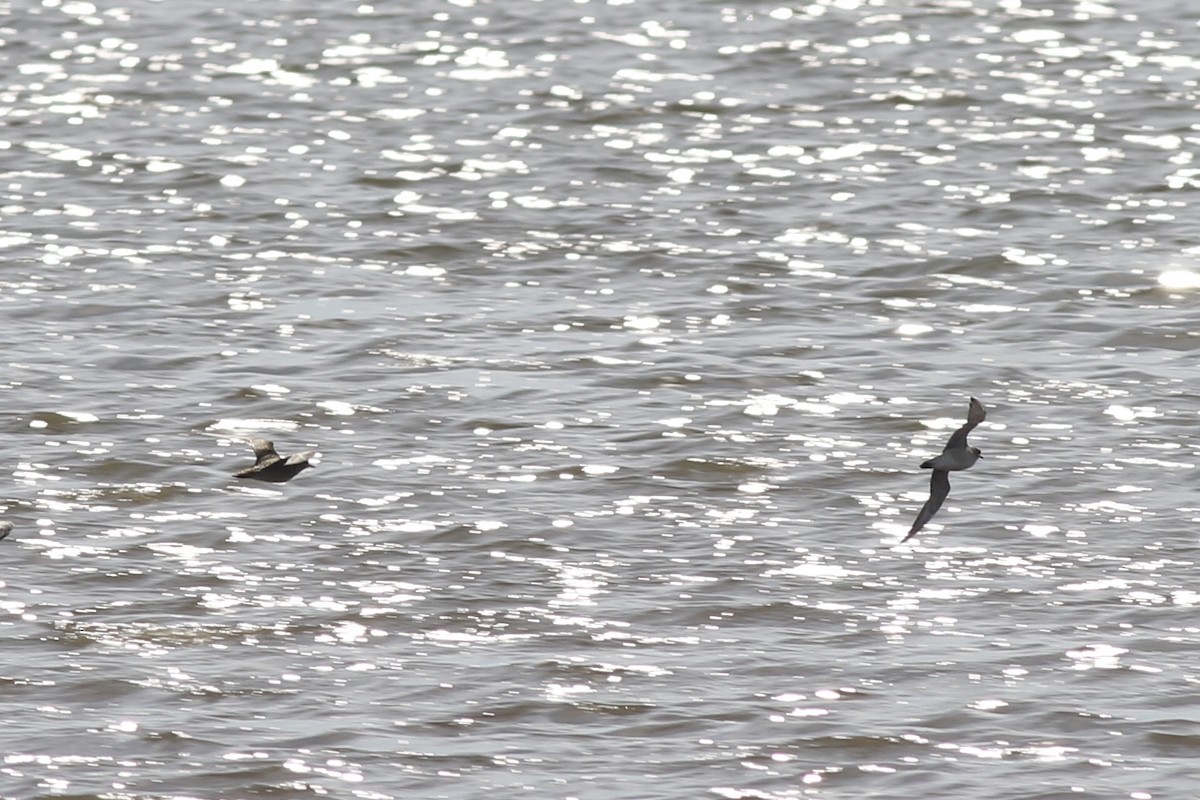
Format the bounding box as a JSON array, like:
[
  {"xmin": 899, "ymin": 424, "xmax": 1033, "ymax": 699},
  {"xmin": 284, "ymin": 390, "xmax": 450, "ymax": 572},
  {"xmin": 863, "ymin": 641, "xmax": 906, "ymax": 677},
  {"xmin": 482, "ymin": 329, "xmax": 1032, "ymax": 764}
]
[
  {"xmin": 232, "ymin": 439, "xmax": 316, "ymax": 483},
  {"xmin": 901, "ymin": 397, "xmax": 986, "ymax": 543}
]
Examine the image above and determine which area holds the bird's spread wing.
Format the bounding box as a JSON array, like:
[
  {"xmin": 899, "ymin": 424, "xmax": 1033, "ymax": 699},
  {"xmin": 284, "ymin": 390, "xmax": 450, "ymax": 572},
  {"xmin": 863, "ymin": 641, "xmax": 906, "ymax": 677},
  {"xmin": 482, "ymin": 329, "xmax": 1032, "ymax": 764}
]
[
  {"xmin": 901, "ymin": 470, "xmax": 951, "ymax": 543},
  {"xmin": 284, "ymin": 450, "xmax": 315, "ymax": 466},
  {"xmin": 945, "ymin": 397, "xmax": 986, "ymax": 451},
  {"xmin": 249, "ymin": 438, "xmax": 280, "ymax": 465}
]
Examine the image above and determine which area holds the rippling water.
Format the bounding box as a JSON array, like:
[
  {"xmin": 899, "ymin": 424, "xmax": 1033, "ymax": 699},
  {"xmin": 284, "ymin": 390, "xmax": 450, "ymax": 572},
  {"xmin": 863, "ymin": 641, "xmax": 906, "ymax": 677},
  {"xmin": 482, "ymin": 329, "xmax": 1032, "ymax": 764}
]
[{"xmin": 4, "ymin": 0, "xmax": 1200, "ymax": 797}]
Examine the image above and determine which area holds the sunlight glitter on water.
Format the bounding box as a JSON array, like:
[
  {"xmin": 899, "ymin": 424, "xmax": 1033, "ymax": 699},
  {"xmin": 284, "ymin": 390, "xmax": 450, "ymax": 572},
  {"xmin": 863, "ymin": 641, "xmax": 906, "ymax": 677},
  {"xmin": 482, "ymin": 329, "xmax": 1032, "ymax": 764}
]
[{"xmin": 6, "ymin": 0, "xmax": 1200, "ymax": 797}]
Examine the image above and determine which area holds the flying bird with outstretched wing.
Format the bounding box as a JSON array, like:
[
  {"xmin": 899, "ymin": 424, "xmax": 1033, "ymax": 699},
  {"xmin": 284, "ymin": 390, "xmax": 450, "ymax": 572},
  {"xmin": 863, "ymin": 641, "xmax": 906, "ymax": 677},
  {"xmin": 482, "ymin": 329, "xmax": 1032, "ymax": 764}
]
[
  {"xmin": 901, "ymin": 397, "xmax": 986, "ymax": 543},
  {"xmin": 233, "ymin": 438, "xmax": 317, "ymax": 483}
]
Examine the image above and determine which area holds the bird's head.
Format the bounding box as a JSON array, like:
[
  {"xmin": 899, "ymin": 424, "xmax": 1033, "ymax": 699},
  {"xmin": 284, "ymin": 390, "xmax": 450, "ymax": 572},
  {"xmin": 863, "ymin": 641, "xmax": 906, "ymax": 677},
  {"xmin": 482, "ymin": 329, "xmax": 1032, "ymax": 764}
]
[{"xmin": 972, "ymin": 447, "xmax": 983, "ymax": 458}]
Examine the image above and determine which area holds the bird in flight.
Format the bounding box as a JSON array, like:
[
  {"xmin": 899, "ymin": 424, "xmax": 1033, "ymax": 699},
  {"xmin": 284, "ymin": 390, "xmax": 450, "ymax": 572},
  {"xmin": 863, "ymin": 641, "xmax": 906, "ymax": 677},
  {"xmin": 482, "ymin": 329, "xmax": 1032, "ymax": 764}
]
[
  {"xmin": 233, "ymin": 439, "xmax": 316, "ymax": 483},
  {"xmin": 901, "ymin": 397, "xmax": 986, "ymax": 543}
]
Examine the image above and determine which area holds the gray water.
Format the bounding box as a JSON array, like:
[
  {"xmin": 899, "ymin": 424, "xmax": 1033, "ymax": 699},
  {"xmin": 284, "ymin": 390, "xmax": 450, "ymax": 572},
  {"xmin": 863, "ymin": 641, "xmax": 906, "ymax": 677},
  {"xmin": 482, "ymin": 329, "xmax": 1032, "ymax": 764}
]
[{"xmin": 3, "ymin": 0, "xmax": 1200, "ymax": 797}]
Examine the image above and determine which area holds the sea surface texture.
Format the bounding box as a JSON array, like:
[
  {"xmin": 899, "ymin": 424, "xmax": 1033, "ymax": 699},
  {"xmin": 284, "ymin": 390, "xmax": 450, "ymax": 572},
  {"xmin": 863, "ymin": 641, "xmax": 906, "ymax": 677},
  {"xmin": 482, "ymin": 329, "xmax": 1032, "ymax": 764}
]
[{"xmin": 3, "ymin": 0, "xmax": 1200, "ymax": 798}]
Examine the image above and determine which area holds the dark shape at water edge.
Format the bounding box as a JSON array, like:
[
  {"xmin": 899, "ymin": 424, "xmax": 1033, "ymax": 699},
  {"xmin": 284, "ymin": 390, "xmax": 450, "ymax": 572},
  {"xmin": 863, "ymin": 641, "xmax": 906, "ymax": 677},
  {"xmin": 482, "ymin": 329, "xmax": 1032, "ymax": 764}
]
[
  {"xmin": 232, "ymin": 439, "xmax": 316, "ymax": 483},
  {"xmin": 0, "ymin": 521, "xmax": 12, "ymax": 541}
]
